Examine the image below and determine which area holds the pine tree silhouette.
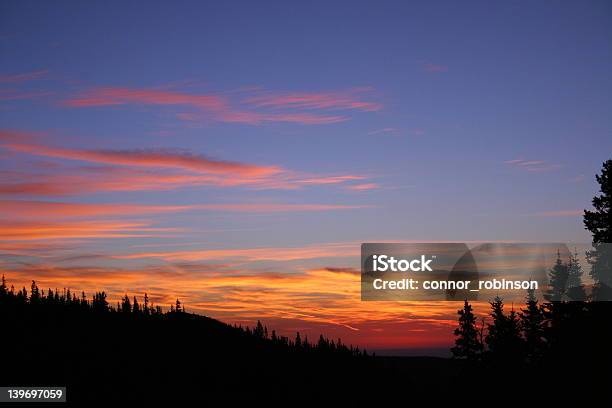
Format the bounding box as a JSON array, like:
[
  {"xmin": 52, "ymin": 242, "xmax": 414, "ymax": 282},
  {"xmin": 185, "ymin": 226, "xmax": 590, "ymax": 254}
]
[
  {"xmin": 566, "ymin": 249, "xmax": 587, "ymax": 301},
  {"xmin": 485, "ymin": 297, "xmax": 523, "ymax": 363},
  {"xmin": 584, "ymin": 159, "xmax": 612, "ymax": 300},
  {"xmin": 519, "ymin": 289, "xmax": 546, "ymax": 362},
  {"xmin": 545, "ymin": 251, "xmax": 569, "ymax": 301},
  {"xmin": 451, "ymin": 300, "xmax": 483, "ymax": 361}
]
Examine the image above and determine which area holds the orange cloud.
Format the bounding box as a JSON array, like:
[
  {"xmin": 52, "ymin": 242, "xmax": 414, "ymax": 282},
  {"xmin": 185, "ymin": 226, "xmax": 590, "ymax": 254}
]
[
  {"xmin": 0, "ymin": 200, "xmax": 370, "ymax": 218},
  {"xmin": 0, "ymin": 220, "xmax": 177, "ymax": 241},
  {"xmin": 0, "ymin": 134, "xmax": 371, "ymax": 194},
  {"xmin": 115, "ymin": 242, "xmax": 360, "ymax": 262}
]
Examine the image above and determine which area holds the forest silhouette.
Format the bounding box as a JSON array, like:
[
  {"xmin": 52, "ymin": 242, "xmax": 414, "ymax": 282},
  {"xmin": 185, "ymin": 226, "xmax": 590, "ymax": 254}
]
[{"xmin": 1, "ymin": 160, "xmax": 611, "ymax": 404}]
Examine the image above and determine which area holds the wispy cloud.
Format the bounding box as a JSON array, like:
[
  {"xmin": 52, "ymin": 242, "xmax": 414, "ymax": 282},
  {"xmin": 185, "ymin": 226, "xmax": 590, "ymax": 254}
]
[
  {"xmin": 533, "ymin": 210, "xmax": 583, "ymax": 217},
  {"xmin": 244, "ymin": 88, "xmax": 382, "ymax": 112},
  {"xmin": 368, "ymin": 128, "xmax": 398, "ymax": 136},
  {"xmin": 504, "ymin": 159, "xmax": 561, "ymax": 172},
  {"xmin": 0, "ymin": 220, "xmax": 178, "ymax": 241},
  {"xmin": 422, "ymin": 62, "xmax": 448, "ymax": 73},
  {"xmin": 0, "ymin": 200, "xmax": 370, "ymax": 218},
  {"xmin": 62, "ymin": 85, "xmax": 380, "ymax": 125},
  {"xmin": 0, "ymin": 70, "xmax": 48, "ymax": 83},
  {"xmin": 1, "ymin": 142, "xmax": 282, "ymax": 177},
  {"xmin": 115, "ymin": 242, "xmax": 360, "ymax": 262},
  {"xmin": 0, "ymin": 131, "xmax": 372, "ymax": 194},
  {"xmin": 346, "ymin": 183, "xmax": 379, "ymax": 191}
]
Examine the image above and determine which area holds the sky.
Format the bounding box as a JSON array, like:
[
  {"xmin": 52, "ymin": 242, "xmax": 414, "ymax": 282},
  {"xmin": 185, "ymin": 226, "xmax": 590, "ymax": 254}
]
[{"xmin": 1, "ymin": 0, "xmax": 611, "ymax": 352}]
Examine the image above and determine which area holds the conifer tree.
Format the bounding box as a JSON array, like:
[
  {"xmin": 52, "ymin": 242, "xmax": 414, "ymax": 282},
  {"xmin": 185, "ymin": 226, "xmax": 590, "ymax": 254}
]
[
  {"xmin": 132, "ymin": 296, "xmax": 140, "ymax": 314},
  {"xmin": 566, "ymin": 249, "xmax": 587, "ymax": 301},
  {"xmin": 584, "ymin": 160, "xmax": 612, "ymax": 300},
  {"xmin": 485, "ymin": 297, "xmax": 523, "ymax": 362},
  {"xmin": 121, "ymin": 295, "xmax": 131, "ymax": 313},
  {"xmin": 545, "ymin": 251, "xmax": 569, "ymax": 301},
  {"xmin": 519, "ymin": 289, "xmax": 546, "ymax": 362},
  {"xmin": 451, "ymin": 300, "xmax": 483, "ymax": 360},
  {"xmin": 143, "ymin": 293, "xmax": 149, "ymax": 315},
  {"xmin": 30, "ymin": 281, "xmax": 40, "ymax": 303}
]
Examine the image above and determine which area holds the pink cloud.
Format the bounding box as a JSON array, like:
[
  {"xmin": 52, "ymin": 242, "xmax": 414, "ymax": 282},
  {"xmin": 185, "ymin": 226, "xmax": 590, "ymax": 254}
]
[
  {"xmin": 63, "ymin": 85, "xmax": 379, "ymax": 125},
  {"xmin": 346, "ymin": 183, "xmax": 379, "ymax": 191},
  {"xmin": 0, "ymin": 70, "xmax": 48, "ymax": 83},
  {"xmin": 423, "ymin": 63, "xmax": 448, "ymax": 73},
  {"xmin": 0, "ymin": 90, "xmax": 53, "ymax": 101},
  {"xmin": 0, "ymin": 130, "xmax": 372, "ymax": 194},
  {"xmin": 0, "ymin": 200, "xmax": 370, "ymax": 218},
  {"xmin": 1, "ymin": 142, "xmax": 282, "ymax": 177}
]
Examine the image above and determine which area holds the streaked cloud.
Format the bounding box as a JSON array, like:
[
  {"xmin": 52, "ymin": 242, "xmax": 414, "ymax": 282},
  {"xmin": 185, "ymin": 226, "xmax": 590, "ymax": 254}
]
[
  {"xmin": 62, "ymin": 85, "xmax": 380, "ymax": 125},
  {"xmin": 0, "ymin": 133, "xmax": 371, "ymax": 194},
  {"xmin": 244, "ymin": 88, "xmax": 382, "ymax": 112},
  {"xmin": 0, "ymin": 70, "xmax": 48, "ymax": 83},
  {"xmin": 422, "ymin": 62, "xmax": 448, "ymax": 73},
  {"xmin": 504, "ymin": 158, "xmax": 562, "ymax": 172},
  {"xmin": 0, "ymin": 220, "xmax": 177, "ymax": 241},
  {"xmin": 533, "ymin": 209, "xmax": 583, "ymax": 217},
  {"xmin": 114, "ymin": 242, "xmax": 360, "ymax": 262},
  {"xmin": 346, "ymin": 183, "xmax": 379, "ymax": 191},
  {"xmin": 0, "ymin": 200, "xmax": 370, "ymax": 218}
]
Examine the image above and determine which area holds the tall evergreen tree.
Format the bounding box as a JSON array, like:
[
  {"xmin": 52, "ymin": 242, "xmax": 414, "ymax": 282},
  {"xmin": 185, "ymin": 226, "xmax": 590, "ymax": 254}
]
[
  {"xmin": 121, "ymin": 295, "xmax": 131, "ymax": 313},
  {"xmin": 132, "ymin": 296, "xmax": 140, "ymax": 314},
  {"xmin": 485, "ymin": 297, "xmax": 523, "ymax": 363},
  {"xmin": 0, "ymin": 275, "xmax": 7, "ymax": 296},
  {"xmin": 30, "ymin": 280, "xmax": 40, "ymax": 304},
  {"xmin": 584, "ymin": 159, "xmax": 612, "ymax": 300},
  {"xmin": 143, "ymin": 293, "xmax": 149, "ymax": 315},
  {"xmin": 519, "ymin": 289, "xmax": 546, "ymax": 362},
  {"xmin": 545, "ymin": 251, "xmax": 569, "ymax": 301},
  {"xmin": 566, "ymin": 249, "xmax": 587, "ymax": 301},
  {"xmin": 451, "ymin": 300, "xmax": 483, "ymax": 360}
]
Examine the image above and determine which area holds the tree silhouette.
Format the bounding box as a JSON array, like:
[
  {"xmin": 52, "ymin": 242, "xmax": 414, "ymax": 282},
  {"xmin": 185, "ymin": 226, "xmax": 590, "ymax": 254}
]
[
  {"xmin": 132, "ymin": 296, "xmax": 140, "ymax": 314},
  {"xmin": 451, "ymin": 300, "xmax": 483, "ymax": 361},
  {"xmin": 519, "ymin": 289, "xmax": 546, "ymax": 362},
  {"xmin": 584, "ymin": 159, "xmax": 612, "ymax": 300},
  {"xmin": 143, "ymin": 293, "xmax": 149, "ymax": 315},
  {"xmin": 30, "ymin": 281, "xmax": 40, "ymax": 304},
  {"xmin": 0, "ymin": 274, "xmax": 369, "ymax": 404},
  {"xmin": 485, "ymin": 297, "xmax": 523, "ymax": 363},
  {"xmin": 566, "ymin": 249, "xmax": 587, "ymax": 301},
  {"xmin": 121, "ymin": 295, "xmax": 132, "ymax": 314},
  {"xmin": 545, "ymin": 251, "xmax": 569, "ymax": 301}
]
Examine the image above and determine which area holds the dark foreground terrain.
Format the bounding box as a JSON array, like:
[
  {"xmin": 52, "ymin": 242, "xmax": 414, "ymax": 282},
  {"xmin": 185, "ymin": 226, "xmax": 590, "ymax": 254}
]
[{"xmin": 1, "ymin": 280, "xmax": 610, "ymax": 405}]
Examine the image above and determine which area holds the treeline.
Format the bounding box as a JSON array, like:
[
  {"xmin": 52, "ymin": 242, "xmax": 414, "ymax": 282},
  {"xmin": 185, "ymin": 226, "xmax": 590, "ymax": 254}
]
[
  {"xmin": 0, "ymin": 275, "xmax": 365, "ymax": 358},
  {"xmin": 453, "ymin": 159, "xmax": 612, "ymax": 373}
]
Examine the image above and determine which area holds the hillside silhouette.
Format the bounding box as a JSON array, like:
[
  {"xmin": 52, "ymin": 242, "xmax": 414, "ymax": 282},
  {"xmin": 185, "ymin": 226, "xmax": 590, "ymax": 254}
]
[{"xmin": 0, "ymin": 278, "xmax": 464, "ymax": 404}]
